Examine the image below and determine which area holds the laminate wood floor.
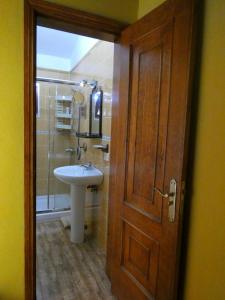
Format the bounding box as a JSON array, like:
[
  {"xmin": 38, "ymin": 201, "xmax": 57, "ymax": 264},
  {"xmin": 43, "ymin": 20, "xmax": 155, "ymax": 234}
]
[{"xmin": 36, "ymin": 220, "xmax": 115, "ymax": 300}]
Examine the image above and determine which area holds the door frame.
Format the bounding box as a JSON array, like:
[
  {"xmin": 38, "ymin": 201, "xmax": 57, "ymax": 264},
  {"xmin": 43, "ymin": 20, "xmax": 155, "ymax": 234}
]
[
  {"xmin": 24, "ymin": 0, "xmax": 197, "ymax": 299},
  {"xmin": 24, "ymin": 0, "xmax": 126, "ymax": 298}
]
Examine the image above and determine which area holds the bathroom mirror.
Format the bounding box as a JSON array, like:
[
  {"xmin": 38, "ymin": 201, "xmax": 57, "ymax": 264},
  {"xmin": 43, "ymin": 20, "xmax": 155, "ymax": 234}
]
[
  {"xmin": 90, "ymin": 87, "xmax": 103, "ymax": 137},
  {"xmin": 76, "ymin": 87, "xmax": 103, "ymax": 138}
]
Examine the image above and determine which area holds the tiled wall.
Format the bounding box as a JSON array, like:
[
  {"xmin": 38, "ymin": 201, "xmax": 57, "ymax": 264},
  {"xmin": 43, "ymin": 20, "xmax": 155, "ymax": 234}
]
[{"xmin": 70, "ymin": 41, "xmax": 114, "ymax": 250}]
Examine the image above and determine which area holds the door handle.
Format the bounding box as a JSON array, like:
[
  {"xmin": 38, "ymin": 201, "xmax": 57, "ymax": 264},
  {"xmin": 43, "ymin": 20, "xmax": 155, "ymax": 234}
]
[
  {"xmin": 154, "ymin": 187, "xmax": 174, "ymax": 199},
  {"xmin": 154, "ymin": 179, "xmax": 177, "ymax": 222}
]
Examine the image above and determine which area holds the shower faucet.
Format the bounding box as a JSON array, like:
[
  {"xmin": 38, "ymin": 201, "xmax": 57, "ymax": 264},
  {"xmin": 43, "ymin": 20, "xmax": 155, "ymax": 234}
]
[{"xmin": 65, "ymin": 147, "xmax": 76, "ymax": 154}]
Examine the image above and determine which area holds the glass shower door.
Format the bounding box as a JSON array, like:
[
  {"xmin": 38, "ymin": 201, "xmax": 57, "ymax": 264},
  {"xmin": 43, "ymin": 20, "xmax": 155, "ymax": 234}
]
[
  {"xmin": 48, "ymin": 83, "xmax": 76, "ymax": 212},
  {"xmin": 36, "ymin": 80, "xmax": 76, "ymax": 213}
]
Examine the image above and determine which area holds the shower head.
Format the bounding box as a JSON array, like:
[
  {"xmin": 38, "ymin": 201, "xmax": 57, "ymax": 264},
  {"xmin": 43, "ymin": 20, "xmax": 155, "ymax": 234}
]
[
  {"xmin": 78, "ymin": 79, "xmax": 98, "ymax": 88},
  {"xmin": 79, "ymin": 80, "xmax": 87, "ymax": 87}
]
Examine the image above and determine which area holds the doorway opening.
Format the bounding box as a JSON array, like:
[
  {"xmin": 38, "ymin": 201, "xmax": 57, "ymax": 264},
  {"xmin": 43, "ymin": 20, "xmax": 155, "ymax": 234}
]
[
  {"xmin": 36, "ymin": 24, "xmax": 115, "ymax": 298},
  {"xmin": 24, "ymin": 1, "xmax": 125, "ymax": 299}
]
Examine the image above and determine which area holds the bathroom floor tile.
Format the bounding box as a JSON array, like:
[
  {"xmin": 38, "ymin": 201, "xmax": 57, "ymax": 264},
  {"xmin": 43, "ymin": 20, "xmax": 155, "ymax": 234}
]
[{"xmin": 36, "ymin": 220, "xmax": 115, "ymax": 300}]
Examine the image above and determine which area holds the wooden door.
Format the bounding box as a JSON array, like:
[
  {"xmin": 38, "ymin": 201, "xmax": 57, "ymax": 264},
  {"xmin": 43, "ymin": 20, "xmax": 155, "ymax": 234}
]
[{"xmin": 107, "ymin": 0, "xmax": 197, "ymax": 299}]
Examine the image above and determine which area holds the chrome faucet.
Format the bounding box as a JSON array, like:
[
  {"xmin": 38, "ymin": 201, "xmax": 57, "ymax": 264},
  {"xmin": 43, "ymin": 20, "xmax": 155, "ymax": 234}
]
[{"xmin": 80, "ymin": 162, "xmax": 92, "ymax": 169}]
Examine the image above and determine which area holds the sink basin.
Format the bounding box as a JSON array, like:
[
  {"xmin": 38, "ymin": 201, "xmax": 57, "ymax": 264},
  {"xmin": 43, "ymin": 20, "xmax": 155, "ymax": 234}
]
[
  {"xmin": 54, "ymin": 164, "xmax": 103, "ymax": 243},
  {"xmin": 54, "ymin": 165, "xmax": 103, "ymax": 186}
]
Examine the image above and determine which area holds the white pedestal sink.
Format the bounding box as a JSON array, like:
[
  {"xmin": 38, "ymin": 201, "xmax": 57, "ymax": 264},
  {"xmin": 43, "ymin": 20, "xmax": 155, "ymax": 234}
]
[{"xmin": 54, "ymin": 165, "xmax": 103, "ymax": 243}]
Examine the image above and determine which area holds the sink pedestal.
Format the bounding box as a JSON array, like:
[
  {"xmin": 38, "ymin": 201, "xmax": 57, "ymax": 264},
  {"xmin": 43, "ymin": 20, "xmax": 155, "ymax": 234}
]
[
  {"xmin": 70, "ymin": 185, "xmax": 86, "ymax": 243},
  {"xmin": 54, "ymin": 165, "xmax": 103, "ymax": 244}
]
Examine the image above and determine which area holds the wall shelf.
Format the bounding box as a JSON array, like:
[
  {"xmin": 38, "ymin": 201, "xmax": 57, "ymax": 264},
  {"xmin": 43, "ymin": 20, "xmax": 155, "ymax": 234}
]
[
  {"xmin": 76, "ymin": 132, "xmax": 101, "ymax": 138},
  {"xmin": 55, "ymin": 95, "xmax": 73, "ymax": 102},
  {"xmin": 56, "ymin": 124, "xmax": 73, "ymax": 130},
  {"xmin": 55, "ymin": 96, "xmax": 73, "ymax": 131},
  {"xmin": 55, "ymin": 113, "xmax": 72, "ymax": 119}
]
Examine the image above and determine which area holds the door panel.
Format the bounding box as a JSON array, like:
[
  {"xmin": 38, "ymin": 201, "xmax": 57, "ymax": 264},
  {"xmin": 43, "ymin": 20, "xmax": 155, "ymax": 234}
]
[
  {"xmin": 107, "ymin": 1, "xmax": 196, "ymax": 299},
  {"xmin": 126, "ymin": 23, "xmax": 172, "ymax": 223},
  {"xmin": 121, "ymin": 221, "xmax": 159, "ymax": 297}
]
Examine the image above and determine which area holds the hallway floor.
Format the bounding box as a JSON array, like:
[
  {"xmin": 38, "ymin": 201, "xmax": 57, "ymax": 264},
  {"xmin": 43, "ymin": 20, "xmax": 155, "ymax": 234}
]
[{"xmin": 36, "ymin": 221, "xmax": 115, "ymax": 300}]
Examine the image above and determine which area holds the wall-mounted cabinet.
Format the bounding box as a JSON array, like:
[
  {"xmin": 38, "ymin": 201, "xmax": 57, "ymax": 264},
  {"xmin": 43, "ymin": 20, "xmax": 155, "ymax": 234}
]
[{"xmin": 55, "ymin": 96, "xmax": 73, "ymax": 131}]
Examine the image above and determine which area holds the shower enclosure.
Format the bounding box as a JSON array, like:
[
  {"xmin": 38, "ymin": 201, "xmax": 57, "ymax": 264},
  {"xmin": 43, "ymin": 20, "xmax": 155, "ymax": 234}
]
[{"xmin": 36, "ymin": 77, "xmax": 78, "ymax": 215}]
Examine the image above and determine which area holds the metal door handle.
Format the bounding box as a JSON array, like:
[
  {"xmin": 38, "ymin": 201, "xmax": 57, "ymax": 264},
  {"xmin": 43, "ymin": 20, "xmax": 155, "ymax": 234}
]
[
  {"xmin": 154, "ymin": 187, "xmax": 174, "ymax": 198},
  {"xmin": 154, "ymin": 179, "xmax": 177, "ymax": 222}
]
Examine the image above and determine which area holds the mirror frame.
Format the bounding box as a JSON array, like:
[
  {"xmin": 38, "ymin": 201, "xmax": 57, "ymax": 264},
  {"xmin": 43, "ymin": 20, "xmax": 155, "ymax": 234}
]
[{"xmin": 89, "ymin": 87, "xmax": 103, "ymax": 138}]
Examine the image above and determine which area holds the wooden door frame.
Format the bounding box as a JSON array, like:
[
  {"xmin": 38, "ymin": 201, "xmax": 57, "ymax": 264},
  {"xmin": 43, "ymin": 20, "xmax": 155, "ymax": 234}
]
[
  {"xmin": 24, "ymin": 0, "xmax": 198, "ymax": 299},
  {"xmin": 24, "ymin": 0, "xmax": 126, "ymax": 298}
]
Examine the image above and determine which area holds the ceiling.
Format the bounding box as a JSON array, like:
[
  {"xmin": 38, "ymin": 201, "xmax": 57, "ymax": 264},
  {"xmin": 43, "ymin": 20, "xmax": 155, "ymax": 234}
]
[{"xmin": 36, "ymin": 26, "xmax": 99, "ymax": 72}]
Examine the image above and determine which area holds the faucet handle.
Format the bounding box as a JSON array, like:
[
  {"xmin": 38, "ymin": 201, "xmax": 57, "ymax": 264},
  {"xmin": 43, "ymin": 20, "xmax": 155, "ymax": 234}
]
[
  {"xmin": 80, "ymin": 162, "xmax": 92, "ymax": 169},
  {"xmin": 65, "ymin": 147, "xmax": 75, "ymax": 153}
]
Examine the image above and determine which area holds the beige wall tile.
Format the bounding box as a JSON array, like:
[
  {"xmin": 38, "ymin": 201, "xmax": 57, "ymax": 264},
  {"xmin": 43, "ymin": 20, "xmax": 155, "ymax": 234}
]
[{"xmin": 70, "ymin": 41, "xmax": 113, "ymax": 250}]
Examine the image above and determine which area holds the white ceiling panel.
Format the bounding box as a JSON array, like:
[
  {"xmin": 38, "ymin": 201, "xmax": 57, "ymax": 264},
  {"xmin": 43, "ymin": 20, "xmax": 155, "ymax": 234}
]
[{"xmin": 36, "ymin": 26, "xmax": 98, "ymax": 71}]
